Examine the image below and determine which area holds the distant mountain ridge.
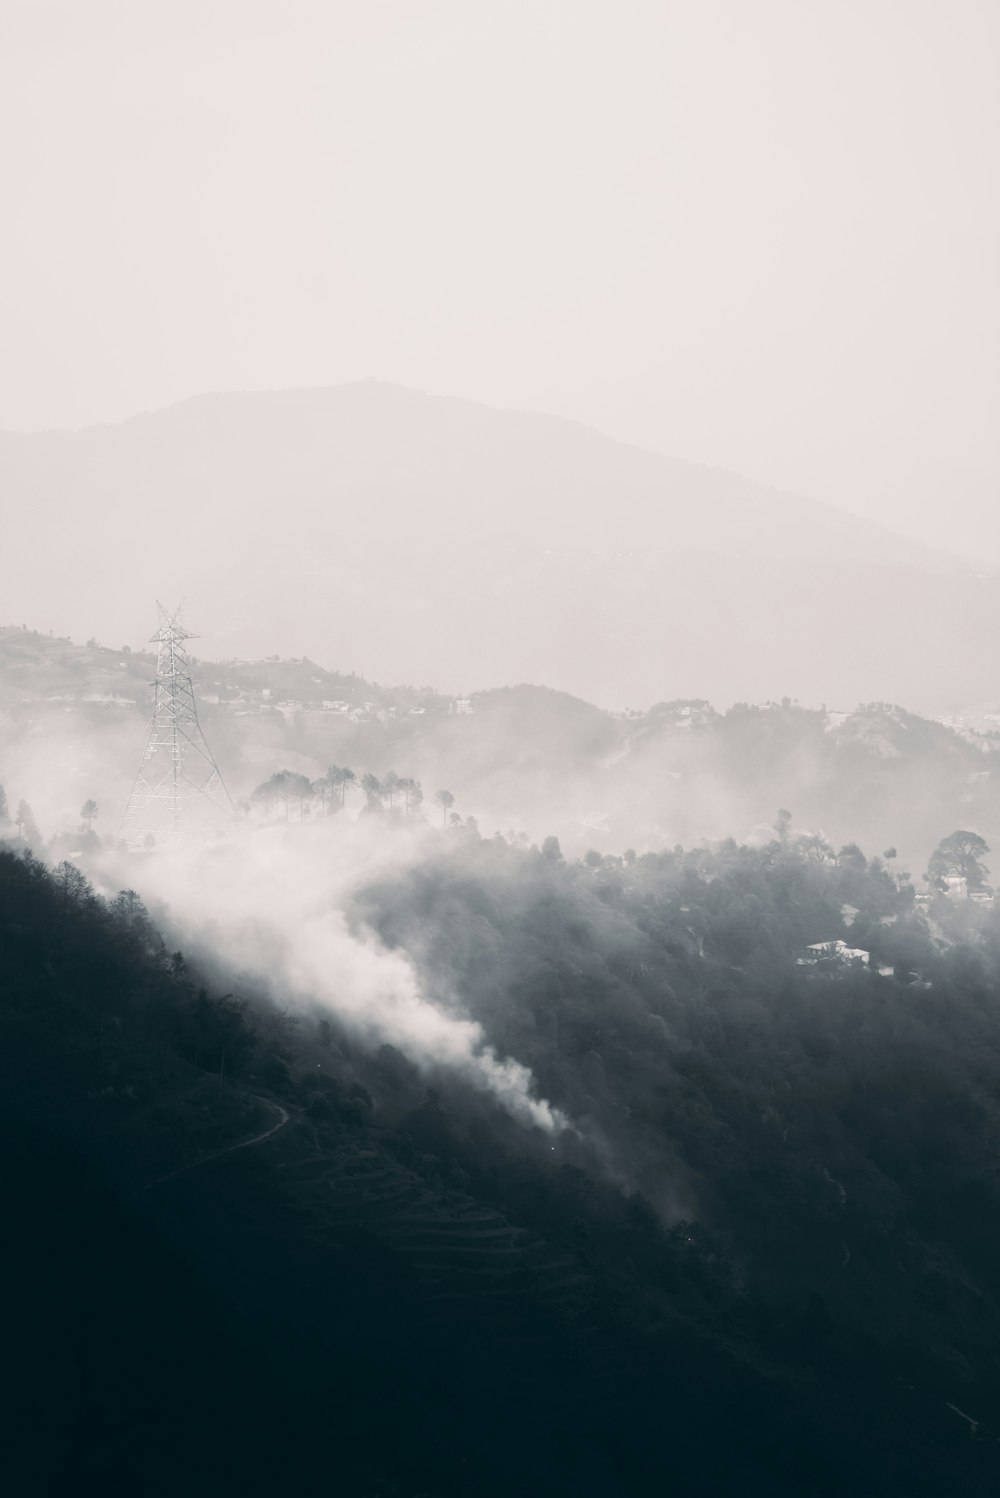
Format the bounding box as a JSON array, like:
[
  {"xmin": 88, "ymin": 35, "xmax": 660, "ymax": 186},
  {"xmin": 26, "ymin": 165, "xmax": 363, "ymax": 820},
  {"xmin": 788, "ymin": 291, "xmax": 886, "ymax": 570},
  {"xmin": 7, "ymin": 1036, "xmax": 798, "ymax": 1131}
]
[
  {"xmin": 1, "ymin": 380, "xmax": 994, "ymax": 710},
  {"xmin": 3, "ymin": 624, "xmax": 1000, "ymax": 875}
]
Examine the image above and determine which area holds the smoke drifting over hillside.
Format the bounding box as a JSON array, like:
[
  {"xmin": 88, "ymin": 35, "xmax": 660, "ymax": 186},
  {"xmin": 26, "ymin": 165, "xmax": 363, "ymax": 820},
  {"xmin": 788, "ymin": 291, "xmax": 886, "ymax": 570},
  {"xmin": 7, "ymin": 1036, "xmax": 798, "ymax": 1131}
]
[
  {"xmin": 6, "ymin": 6, "xmax": 1000, "ymax": 1493},
  {"xmin": 99, "ymin": 821, "xmax": 568, "ymax": 1135}
]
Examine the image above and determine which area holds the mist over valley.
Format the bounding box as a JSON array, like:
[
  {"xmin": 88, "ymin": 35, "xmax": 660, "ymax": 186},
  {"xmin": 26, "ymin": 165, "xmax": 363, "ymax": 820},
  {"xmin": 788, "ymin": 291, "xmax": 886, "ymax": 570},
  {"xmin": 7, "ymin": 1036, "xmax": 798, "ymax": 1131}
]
[
  {"xmin": 4, "ymin": 617, "xmax": 1000, "ymax": 878},
  {"xmin": 5, "ymin": 3, "xmax": 1000, "ymax": 1492},
  {"xmin": 7, "ymin": 601, "xmax": 1000, "ymax": 1494}
]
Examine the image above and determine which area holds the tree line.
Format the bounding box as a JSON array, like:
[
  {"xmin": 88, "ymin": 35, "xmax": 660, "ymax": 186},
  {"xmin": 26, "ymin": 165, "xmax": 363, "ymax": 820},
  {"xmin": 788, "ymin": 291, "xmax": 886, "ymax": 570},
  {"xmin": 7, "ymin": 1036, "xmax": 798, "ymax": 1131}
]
[{"xmin": 248, "ymin": 765, "xmax": 460, "ymax": 825}]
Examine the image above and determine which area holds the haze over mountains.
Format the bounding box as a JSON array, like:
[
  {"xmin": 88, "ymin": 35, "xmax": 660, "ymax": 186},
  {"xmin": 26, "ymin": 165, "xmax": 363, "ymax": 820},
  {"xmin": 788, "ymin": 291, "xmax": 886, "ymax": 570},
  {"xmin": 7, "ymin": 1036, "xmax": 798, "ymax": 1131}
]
[
  {"xmin": 4, "ymin": 625, "xmax": 1000, "ymax": 879},
  {"xmin": 2, "ymin": 381, "xmax": 994, "ymax": 712}
]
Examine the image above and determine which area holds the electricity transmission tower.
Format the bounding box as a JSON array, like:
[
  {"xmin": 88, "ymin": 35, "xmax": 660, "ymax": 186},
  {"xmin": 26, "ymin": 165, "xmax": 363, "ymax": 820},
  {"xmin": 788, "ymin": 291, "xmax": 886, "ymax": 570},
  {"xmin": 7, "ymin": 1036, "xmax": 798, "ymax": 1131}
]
[{"xmin": 119, "ymin": 603, "xmax": 234, "ymax": 848}]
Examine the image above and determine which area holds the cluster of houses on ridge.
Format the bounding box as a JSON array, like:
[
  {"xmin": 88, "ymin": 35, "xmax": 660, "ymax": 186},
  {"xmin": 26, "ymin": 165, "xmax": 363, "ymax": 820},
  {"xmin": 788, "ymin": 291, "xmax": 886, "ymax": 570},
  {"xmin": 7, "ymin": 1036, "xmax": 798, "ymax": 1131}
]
[
  {"xmin": 197, "ymin": 687, "xmax": 475, "ymax": 726},
  {"xmin": 914, "ymin": 875, "xmax": 994, "ymax": 907},
  {"xmin": 799, "ymin": 875, "xmax": 995, "ymax": 985}
]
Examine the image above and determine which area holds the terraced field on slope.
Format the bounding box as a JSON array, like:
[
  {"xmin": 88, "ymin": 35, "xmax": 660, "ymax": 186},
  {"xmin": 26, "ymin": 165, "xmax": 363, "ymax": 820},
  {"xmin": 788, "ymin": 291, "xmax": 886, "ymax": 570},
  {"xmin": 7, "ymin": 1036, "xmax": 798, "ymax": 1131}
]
[{"xmin": 275, "ymin": 1137, "xmax": 594, "ymax": 1332}]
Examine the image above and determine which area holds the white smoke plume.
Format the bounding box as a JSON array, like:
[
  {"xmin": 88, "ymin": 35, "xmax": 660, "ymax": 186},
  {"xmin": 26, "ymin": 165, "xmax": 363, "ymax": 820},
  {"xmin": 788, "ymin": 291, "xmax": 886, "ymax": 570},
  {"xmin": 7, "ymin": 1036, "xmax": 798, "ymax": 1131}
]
[{"xmin": 96, "ymin": 820, "xmax": 568, "ymax": 1135}]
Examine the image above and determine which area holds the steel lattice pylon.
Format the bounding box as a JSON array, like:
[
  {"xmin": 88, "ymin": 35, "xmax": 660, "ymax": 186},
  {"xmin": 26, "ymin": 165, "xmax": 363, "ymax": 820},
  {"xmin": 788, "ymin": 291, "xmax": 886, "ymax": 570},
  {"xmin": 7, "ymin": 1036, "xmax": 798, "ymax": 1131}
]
[{"xmin": 119, "ymin": 603, "xmax": 234, "ymax": 848}]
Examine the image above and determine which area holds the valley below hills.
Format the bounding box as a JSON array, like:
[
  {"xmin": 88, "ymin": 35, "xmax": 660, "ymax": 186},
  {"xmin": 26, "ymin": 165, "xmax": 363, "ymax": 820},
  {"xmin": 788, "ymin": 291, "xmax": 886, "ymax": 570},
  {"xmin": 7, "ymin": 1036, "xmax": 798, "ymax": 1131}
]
[{"xmin": 3, "ymin": 623, "xmax": 1000, "ymax": 878}]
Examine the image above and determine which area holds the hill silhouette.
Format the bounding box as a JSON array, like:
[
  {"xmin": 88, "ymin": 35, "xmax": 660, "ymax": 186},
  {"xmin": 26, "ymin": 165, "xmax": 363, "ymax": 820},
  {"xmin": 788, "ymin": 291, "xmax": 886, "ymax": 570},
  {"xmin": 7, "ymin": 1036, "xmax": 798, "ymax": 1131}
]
[{"xmin": 2, "ymin": 381, "xmax": 993, "ymax": 711}]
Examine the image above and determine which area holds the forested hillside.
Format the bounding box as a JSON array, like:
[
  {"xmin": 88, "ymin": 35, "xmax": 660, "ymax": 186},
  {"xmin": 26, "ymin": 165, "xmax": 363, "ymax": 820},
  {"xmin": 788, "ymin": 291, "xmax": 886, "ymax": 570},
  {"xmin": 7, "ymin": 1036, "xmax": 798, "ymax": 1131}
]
[{"xmin": 6, "ymin": 824, "xmax": 1000, "ymax": 1495}]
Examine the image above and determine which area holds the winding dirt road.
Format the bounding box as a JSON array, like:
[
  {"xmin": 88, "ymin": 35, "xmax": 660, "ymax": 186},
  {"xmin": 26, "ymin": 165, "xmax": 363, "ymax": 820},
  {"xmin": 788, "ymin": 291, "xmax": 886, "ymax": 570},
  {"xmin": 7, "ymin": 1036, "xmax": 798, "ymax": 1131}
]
[{"xmin": 142, "ymin": 1095, "xmax": 290, "ymax": 1190}]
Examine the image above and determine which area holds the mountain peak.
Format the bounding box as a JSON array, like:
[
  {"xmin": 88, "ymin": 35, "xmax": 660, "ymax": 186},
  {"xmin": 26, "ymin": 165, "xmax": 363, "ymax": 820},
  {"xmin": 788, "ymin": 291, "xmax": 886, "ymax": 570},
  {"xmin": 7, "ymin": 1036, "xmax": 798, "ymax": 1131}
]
[{"xmin": 0, "ymin": 382, "xmax": 985, "ymax": 712}]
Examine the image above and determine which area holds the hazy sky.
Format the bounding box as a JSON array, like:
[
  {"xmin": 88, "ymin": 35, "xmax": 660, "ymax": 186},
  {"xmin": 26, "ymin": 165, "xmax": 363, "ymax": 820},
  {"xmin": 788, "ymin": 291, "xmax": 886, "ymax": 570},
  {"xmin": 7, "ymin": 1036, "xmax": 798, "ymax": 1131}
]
[{"xmin": 2, "ymin": 0, "xmax": 997, "ymax": 555}]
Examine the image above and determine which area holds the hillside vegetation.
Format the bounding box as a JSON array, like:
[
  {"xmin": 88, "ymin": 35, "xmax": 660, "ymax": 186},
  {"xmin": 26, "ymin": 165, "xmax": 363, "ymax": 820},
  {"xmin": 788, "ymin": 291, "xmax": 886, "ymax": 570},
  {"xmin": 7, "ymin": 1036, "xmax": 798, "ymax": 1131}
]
[{"xmin": 6, "ymin": 823, "xmax": 1000, "ymax": 1495}]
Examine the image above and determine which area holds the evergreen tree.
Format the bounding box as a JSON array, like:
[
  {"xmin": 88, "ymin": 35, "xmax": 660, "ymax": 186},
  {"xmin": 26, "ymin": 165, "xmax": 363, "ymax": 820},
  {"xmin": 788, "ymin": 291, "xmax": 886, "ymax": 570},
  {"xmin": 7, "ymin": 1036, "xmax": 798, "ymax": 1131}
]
[
  {"xmin": 361, "ymin": 772, "xmax": 384, "ymax": 812},
  {"xmin": 15, "ymin": 799, "xmax": 40, "ymax": 845},
  {"xmin": 435, "ymin": 789, "xmax": 455, "ymax": 825}
]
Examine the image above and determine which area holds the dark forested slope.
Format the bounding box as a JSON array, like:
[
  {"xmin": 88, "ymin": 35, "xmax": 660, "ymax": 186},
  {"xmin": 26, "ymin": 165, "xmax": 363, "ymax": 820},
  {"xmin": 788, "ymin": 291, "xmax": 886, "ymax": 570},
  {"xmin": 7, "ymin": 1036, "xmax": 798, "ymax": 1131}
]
[{"xmin": 4, "ymin": 834, "xmax": 1000, "ymax": 1495}]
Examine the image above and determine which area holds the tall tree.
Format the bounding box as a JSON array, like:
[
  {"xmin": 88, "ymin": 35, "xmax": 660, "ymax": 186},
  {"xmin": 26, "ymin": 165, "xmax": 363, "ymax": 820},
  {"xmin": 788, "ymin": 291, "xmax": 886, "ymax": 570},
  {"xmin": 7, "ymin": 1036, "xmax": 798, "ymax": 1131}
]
[
  {"xmin": 55, "ymin": 859, "xmax": 94, "ymax": 915},
  {"xmin": 434, "ymin": 789, "xmax": 455, "ymax": 826},
  {"xmin": 251, "ymin": 771, "xmax": 313, "ymax": 821},
  {"xmin": 327, "ymin": 765, "xmax": 356, "ymax": 808},
  {"xmin": 401, "ymin": 778, "xmax": 424, "ymax": 815},
  {"xmin": 927, "ymin": 830, "xmax": 990, "ymax": 892},
  {"xmin": 80, "ymin": 799, "xmax": 98, "ymax": 830},
  {"xmin": 382, "ymin": 771, "xmax": 401, "ymax": 811},
  {"xmin": 361, "ymin": 773, "xmax": 384, "ymax": 813},
  {"xmin": 15, "ymin": 800, "xmax": 40, "ymax": 845}
]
